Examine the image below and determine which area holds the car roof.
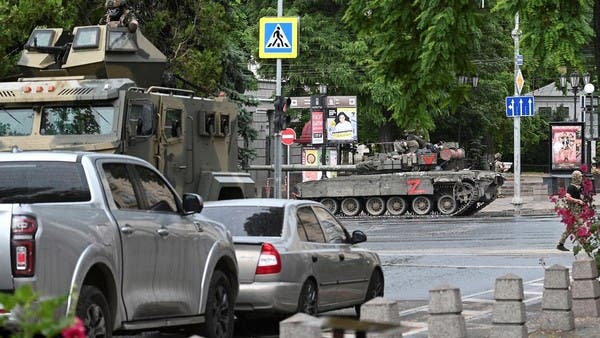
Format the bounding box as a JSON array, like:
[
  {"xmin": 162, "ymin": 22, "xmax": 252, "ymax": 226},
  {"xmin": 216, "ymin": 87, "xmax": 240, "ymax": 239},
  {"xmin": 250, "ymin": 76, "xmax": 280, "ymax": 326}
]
[
  {"xmin": 204, "ymin": 198, "xmax": 320, "ymax": 208},
  {"xmin": 0, "ymin": 150, "xmax": 149, "ymax": 165}
]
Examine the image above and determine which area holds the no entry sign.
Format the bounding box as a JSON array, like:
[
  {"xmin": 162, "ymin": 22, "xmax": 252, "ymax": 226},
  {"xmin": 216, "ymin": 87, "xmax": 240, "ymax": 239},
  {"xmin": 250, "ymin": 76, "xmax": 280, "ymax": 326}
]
[{"xmin": 281, "ymin": 128, "xmax": 296, "ymax": 145}]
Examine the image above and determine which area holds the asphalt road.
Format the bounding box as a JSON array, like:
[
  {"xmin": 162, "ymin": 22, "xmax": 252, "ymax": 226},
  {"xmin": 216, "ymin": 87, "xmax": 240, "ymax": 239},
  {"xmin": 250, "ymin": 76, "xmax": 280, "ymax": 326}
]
[{"xmin": 120, "ymin": 214, "xmax": 575, "ymax": 337}]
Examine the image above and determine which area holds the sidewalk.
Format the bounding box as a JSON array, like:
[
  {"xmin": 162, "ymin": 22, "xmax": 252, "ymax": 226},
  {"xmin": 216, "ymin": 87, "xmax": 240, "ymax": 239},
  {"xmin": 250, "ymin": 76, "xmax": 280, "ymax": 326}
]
[{"xmin": 477, "ymin": 195, "xmax": 555, "ymax": 217}]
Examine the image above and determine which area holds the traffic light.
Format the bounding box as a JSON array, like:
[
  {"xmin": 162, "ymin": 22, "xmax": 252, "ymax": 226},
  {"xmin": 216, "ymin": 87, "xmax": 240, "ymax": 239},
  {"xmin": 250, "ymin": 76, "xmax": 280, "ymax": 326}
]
[{"xmin": 273, "ymin": 96, "xmax": 291, "ymax": 132}]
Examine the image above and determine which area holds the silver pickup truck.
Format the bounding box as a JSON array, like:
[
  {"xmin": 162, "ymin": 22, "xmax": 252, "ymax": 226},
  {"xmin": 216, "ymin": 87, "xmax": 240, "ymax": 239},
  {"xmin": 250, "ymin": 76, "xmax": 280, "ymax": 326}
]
[{"xmin": 0, "ymin": 150, "xmax": 238, "ymax": 338}]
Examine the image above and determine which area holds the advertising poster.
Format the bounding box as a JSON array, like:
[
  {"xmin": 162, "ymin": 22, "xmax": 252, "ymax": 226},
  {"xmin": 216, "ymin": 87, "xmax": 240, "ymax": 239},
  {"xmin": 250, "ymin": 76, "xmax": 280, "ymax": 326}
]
[
  {"xmin": 302, "ymin": 147, "xmax": 338, "ymax": 182},
  {"xmin": 327, "ymin": 107, "xmax": 357, "ymax": 143},
  {"xmin": 311, "ymin": 111, "xmax": 324, "ymax": 144},
  {"xmin": 550, "ymin": 123, "xmax": 584, "ymax": 172}
]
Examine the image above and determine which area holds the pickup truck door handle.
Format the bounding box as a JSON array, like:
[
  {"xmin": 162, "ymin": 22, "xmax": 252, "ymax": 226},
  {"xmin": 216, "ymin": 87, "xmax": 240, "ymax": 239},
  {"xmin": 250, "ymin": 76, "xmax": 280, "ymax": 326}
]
[
  {"xmin": 193, "ymin": 222, "xmax": 204, "ymax": 232},
  {"xmin": 120, "ymin": 224, "xmax": 134, "ymax": 235},
  {"xmin": 157, "ymin": 228, "xmax": 169, "ymax": 237},
  {"xmin": 339, "ymin": 254, "xmax": 345, "ymax": 261},
  {"xmin": 312, "ymin": 255, "xmax": 318, "ymax": 263}
]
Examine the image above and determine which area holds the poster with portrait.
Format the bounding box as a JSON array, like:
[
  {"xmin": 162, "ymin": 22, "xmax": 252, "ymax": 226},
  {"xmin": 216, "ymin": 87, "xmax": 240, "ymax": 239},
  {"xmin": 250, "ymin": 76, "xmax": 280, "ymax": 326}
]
[
  {"xmin": 301, "ymin": 147, "xmax": 337, "ymax": 182},
  {"xmin": 550, "ymin": 122, "xmax": 584, "ymax": 172},
  {"xmin": 327, "ymin": 107, "xmax": 357, "ymax": 143}
]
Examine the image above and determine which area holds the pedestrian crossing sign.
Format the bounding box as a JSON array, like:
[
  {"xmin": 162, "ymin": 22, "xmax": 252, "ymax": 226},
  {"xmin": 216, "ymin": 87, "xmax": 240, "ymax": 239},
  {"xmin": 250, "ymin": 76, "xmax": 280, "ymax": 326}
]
[{"xmin": 259, "ymin": 17, "xmax": 299, "ymax": 59}]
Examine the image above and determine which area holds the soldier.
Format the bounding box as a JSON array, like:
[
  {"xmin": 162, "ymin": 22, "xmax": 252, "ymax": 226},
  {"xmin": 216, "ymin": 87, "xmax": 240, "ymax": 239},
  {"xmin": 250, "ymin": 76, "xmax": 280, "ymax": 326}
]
[{"xmin": 99, "ymin": 0, "xmax": 138, "ymax": 33}]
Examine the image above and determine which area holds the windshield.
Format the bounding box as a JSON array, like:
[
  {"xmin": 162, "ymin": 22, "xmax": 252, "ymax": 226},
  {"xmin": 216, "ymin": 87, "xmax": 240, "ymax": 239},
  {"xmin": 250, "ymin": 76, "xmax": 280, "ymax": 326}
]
[
  {"xmin": 41, "ymin": 106, "xmax": 115, "ymax": 135},
  {"xmin": 0, "ymin": 161, "xmax": 91, "ymax": 203},
  {"xmin": 203, "ymin": 206, "xmax": 284, "ymax": 237},
  {"xmin": 0, "ymin": 108, "xmax": 34, "ymax": 136}
]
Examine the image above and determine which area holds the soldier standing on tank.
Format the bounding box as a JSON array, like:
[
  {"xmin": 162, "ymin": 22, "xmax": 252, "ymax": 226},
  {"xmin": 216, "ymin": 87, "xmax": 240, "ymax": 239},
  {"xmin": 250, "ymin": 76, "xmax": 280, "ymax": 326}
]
[{"xmin": 99, "ymin": 0, "xmax": 139, "ymax": 33}]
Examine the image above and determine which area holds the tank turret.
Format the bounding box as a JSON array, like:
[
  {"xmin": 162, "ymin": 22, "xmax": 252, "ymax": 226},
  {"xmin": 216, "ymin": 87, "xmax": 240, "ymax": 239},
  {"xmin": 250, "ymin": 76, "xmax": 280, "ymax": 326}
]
[{"xmin": 18, "ymin": 23, "xmax": 166, "ymax": 88}]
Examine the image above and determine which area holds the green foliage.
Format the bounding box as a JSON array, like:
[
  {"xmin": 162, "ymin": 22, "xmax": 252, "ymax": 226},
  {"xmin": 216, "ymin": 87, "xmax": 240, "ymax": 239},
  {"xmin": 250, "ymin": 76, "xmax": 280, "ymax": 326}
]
[{"xmin": 0, "ymin": 284, "xmax": 75, "ymax": 337}]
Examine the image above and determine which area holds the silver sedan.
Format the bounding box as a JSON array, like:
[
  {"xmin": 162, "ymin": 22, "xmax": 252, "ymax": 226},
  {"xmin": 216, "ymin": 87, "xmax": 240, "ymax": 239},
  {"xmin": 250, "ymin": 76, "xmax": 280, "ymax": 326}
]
[{"xmin": 202, "ymin": 198, "xmax": 384, "ymax": 319}]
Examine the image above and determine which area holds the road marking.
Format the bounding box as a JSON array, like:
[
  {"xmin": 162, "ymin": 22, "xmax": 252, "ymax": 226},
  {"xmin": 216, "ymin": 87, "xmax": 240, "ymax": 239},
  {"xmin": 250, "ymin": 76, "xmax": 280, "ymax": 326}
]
[{"xmin": 383, "ymin": 263, "xmax": 544, "ymax": 269}]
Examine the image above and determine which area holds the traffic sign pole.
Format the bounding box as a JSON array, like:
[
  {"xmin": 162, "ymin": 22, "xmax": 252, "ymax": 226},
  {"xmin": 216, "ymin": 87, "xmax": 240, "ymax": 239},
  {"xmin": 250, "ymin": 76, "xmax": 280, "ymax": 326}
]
[
  {"xmin": 512, "ymin": 12, "xmax": 522, "ymax": 208},
  {"xmin": 273, "ymin": 0, "xmax": 283, "ymax": 199}
]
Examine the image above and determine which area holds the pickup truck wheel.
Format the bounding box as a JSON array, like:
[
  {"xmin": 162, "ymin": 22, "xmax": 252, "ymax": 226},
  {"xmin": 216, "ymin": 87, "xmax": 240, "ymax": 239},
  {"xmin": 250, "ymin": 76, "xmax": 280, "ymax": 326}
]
[
  {"xmin": 297, "ymin": 279, "xmax": 318, "ymax": 315},
  {"xmin": 76, "ymin": 285, "xmax": 112, "ymax": 338},
  {"xmin": 355, "ymin": 270, "xmax": 384, "ymax": 317},
  {"xmin": 200, "ymin": 270, "xmax": 235, "ymax": 338}
]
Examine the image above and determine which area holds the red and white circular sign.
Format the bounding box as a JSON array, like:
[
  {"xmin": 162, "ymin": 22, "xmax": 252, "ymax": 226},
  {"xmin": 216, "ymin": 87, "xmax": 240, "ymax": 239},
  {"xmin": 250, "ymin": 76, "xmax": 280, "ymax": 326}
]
[{"xmin": 281, "ymin": 128, "xmax": 296, "ymax": 146}]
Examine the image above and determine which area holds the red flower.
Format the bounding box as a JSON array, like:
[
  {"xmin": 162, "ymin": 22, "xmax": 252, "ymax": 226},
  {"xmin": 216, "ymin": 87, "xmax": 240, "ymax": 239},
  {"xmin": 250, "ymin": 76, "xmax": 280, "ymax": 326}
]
[
  {"xmin": 61, "ymin": 317, "xmax": 86, "ymax": 338},
  {"xmin": 577, "ymin": 226, "xmax": 591, "ymax": 238},
  {"xmin": 581, "ymin": 164, "xmax": 589, "ymax": 173}
]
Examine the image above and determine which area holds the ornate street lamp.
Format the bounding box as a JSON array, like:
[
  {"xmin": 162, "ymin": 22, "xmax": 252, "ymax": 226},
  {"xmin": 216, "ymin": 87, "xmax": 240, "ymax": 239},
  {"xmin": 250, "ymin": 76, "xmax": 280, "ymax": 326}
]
[{"xmin": 560, "ymin": 72, "xmax": 590, "ymax": 121}]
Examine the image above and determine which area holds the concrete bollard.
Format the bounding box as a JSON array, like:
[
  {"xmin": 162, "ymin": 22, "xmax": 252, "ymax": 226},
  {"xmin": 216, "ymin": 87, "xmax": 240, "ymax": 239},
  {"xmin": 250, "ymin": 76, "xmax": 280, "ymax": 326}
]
[
  {"xmin": 490, "ymin": 273, "xmax": 527, "ymax": 338},
  {"xmin": 571, "ymin": 258, "xmax": 600, "ymax": 317},
  {"xmin": 360, "ymin": 297, "xmax": 403, "ymax": 338},
  {"xmin": 279, "ymin": 313, "xmax": 321, "ymax": 338},
  {"xmin": 540, "ymin": 264, "xmax": 575, "ymax": 331},
  {"xmin": 427, "ymin": 284, "xmax": 466, "ymax": 338}
]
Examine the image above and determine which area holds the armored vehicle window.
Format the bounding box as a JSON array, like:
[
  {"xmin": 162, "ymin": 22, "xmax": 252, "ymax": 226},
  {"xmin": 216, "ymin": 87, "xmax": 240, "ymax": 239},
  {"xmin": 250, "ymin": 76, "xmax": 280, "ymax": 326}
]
[
  {"xmin": 296, "ymin": 207, "xmax": 326, "ymax": 243},
  {"xmin": 164, "ymin": 109, "xmax": 182, "ymax": 138},
  {"xmin": 202, "ymin": 206, "xmax": 284, "ymax": 237},
  {"xmin": 103, "ymin": 163, "xmax": 139, "ymax": 210},
  {"xmin": 128, "ymin": 102, "xmax": 155, "ymax": 136},
  {"xmin": 107, "ymin": 29, "xmax": 138, "ymax": 52},
  {"xmin": 73, "ymin": 27, "xmax": 100, "ymax": 49},
  {"xmin": 27, "ymin": 29, "xmax": 56, "ymax": 47},
  {"xmin": 0, "ymin": 161, "xmax": 90, "ymax": 203},
  {"xmin": 41, "ymin": 106, "xmax": 115, "ymax": 135},
  {"xmin": 0, "ymin": 108, "xmax": 34, "ymax": 136},
  {"xmin": 134, "ymin": 165, "xmax": 178, "ymax": 213}
]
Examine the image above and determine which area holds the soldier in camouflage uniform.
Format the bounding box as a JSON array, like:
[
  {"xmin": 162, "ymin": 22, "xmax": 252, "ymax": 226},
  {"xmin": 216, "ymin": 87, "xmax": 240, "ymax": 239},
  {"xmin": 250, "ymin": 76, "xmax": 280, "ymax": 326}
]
[{"xmin": 99, "ymin": 0, "xmax": 138, "ymax": 33}]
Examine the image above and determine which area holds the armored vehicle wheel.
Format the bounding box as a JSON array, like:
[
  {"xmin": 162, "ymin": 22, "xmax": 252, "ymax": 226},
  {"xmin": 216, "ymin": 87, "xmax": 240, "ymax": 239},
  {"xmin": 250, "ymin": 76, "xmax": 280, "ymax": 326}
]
[
  {"xmin": 341, "ymin": 197, "xmax": 361, "ymax": 216},
  {"xmin": 412, "ymin": 196, "xmax": 432, "ymax": 215},
  {"xmin": 320, "ymin": 198, "xmax": 339, "ymax": 215},
  {"xmin": 365, "ymin": 197, "xmax": 385, "ymax": 216},
  {"xmin": 386, "ymin": 196, "xmax": 407, "ymax": 215},
  {"xmin": 437, "ymin": 194, "xmax": 457, "ymax": 215},
  {"xmin": 455, "ymin": 181, "xmax": 475, "ymax": 203}
]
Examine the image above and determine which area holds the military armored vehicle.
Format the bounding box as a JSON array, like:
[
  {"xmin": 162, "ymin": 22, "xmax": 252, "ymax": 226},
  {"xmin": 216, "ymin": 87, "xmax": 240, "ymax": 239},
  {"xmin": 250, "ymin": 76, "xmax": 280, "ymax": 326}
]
[
  {"xmin": 295, "ymin": 138, "xmax": 504, "ymax": 216},
  {"xmin": 0, "ymin": 23, "xmax": 254, "ymax": 200}
]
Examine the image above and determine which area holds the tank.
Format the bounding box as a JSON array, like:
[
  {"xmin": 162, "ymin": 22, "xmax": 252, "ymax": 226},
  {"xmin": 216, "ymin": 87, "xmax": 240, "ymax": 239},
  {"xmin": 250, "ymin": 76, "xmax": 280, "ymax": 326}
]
[
  {"xmin": 295, "ymin": 136, "xmax": 504, "ymax": 216},
  {"xmin": 0, "ymin": 23, "xmax": 255, "ymax": 200}
]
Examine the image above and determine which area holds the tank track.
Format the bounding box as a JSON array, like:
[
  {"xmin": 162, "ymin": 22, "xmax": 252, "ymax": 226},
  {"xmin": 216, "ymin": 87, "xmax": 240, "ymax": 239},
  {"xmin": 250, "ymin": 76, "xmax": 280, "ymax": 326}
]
[{"xmin": 313, "ymin": 178, "xmax": 500, "ymax": 218}]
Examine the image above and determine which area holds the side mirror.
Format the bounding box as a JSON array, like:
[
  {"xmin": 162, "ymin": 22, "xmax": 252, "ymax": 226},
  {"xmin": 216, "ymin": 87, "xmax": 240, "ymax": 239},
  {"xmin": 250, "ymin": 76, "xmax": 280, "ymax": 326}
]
[
  {"xmin": 351, "ymin": 230, "xmax": 367, "ymax": 244},
  {"xmin": 182, "ymin": 193, "xmax": 203, "ymax": 214}
]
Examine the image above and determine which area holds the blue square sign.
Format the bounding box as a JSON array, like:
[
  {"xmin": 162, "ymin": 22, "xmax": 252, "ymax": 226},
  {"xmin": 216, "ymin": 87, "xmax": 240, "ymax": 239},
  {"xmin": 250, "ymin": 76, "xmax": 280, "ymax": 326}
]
[{"xmin": 506, "ymin": 96, "xmax": 535, "ymax": 117}]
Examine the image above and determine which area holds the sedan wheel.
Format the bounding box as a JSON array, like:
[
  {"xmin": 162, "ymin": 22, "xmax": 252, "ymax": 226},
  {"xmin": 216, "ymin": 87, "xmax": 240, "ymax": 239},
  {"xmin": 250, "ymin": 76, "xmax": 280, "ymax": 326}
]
[
  {"xmin": 340, "ymin": 197, "xmax": 361, "ymax": 216},
  {"xmin": 386, "ymin": 196, "xmax": 407, "ymax": 215},
  {"xmin": 412, "ymin": 196, "xmax": 432, "ymax": 215},
  {"xmin": 355, "ymin": 270, "xmax": 384, "ymax": 317},
  {"xmin": 297, "ymin": 279, "xmax": 318, "ymax": 315},
  {"xmin": 365, "ymin": 197, "xmax": 385, "ymax": 216}
]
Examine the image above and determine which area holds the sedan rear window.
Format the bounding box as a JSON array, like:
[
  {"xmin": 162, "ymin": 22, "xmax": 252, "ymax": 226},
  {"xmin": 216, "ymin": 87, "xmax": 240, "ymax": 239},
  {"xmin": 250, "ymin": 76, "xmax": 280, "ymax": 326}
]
[
  {"xmin": 203, "ymin": 206, "xmax": 284, "ymax": 237},
  {"xmin": 0, "ymin": 161, "xmax": 90, "ymax": 203}
]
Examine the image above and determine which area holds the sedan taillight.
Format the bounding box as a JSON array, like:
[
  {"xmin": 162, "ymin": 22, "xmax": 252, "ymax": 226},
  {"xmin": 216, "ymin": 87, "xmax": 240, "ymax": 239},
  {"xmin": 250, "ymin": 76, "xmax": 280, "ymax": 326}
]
[
  {"xmin": 11, "ymin": 215, "xmax": 37, "ymax": 277},
  {"xmin": 255, "ymin": 243, "xmax": 281, "ymax": 275}
]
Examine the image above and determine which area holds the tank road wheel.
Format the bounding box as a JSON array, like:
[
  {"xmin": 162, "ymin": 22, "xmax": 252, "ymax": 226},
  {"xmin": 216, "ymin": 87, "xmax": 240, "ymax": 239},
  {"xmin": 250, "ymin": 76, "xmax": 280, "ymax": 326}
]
[
  {"xmin": 454, "ymin": 181, "xmax": 476, "ymax": 204},
  {"xmin": 320, "ymin": 198, "xmax": 339, "ymax": 215},
  {"xmin": 365, "ymin": 197, "xmax": 386, "ymax": 216},
  {"xmin": 412, "ymin": 196, "xmax": 433, "ymax": 215},
  {"xmin": 341, "ymin": 197, "xmax": 361, "ymax": 216},
  {"xmin": 437, "ymin": 194, "xmax": 457, "ymax": 215},
  {"xmin": 386, "ymin": 196, "xmax": 407, "ymax": 216}
]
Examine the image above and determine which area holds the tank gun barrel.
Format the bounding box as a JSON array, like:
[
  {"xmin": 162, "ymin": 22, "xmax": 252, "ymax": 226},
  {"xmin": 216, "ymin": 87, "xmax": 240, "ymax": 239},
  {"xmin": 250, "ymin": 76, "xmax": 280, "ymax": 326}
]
[{"xmin": 248, "ymin": 164, "xmax": 358, "ymax": 172}]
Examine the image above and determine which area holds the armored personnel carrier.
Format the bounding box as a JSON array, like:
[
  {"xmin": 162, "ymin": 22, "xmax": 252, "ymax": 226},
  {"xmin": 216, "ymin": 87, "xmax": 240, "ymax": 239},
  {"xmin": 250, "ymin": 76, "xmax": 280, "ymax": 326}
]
[
  {"xmin": 295, "ymin": 138, "xmax": 504, "ymax": 216},
  {"xmin": 0, "ymin": 23, "xmax": 254, "ymax": 200}
]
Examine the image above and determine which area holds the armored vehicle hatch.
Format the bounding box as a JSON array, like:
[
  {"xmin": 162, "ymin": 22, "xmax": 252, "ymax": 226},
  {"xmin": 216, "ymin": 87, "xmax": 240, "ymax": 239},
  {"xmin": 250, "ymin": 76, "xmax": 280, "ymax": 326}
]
[{"xmin": 18, "ymin": 23, "xmax": 166, "ymax": 88}]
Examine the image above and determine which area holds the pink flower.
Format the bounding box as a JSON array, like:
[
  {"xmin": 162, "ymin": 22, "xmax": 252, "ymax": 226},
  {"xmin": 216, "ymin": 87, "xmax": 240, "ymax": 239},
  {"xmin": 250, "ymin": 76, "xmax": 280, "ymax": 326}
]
[
  {"xmin": 581, "ymin": 164, "xmax": 589, "ymax": 173},
  {"xmin": 62, "ymin": 317, "xmax": 86, "ymax": 338},
  {"xmin": 577, "ymin": 226, "xmax": 591, "ymax": 238}
]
